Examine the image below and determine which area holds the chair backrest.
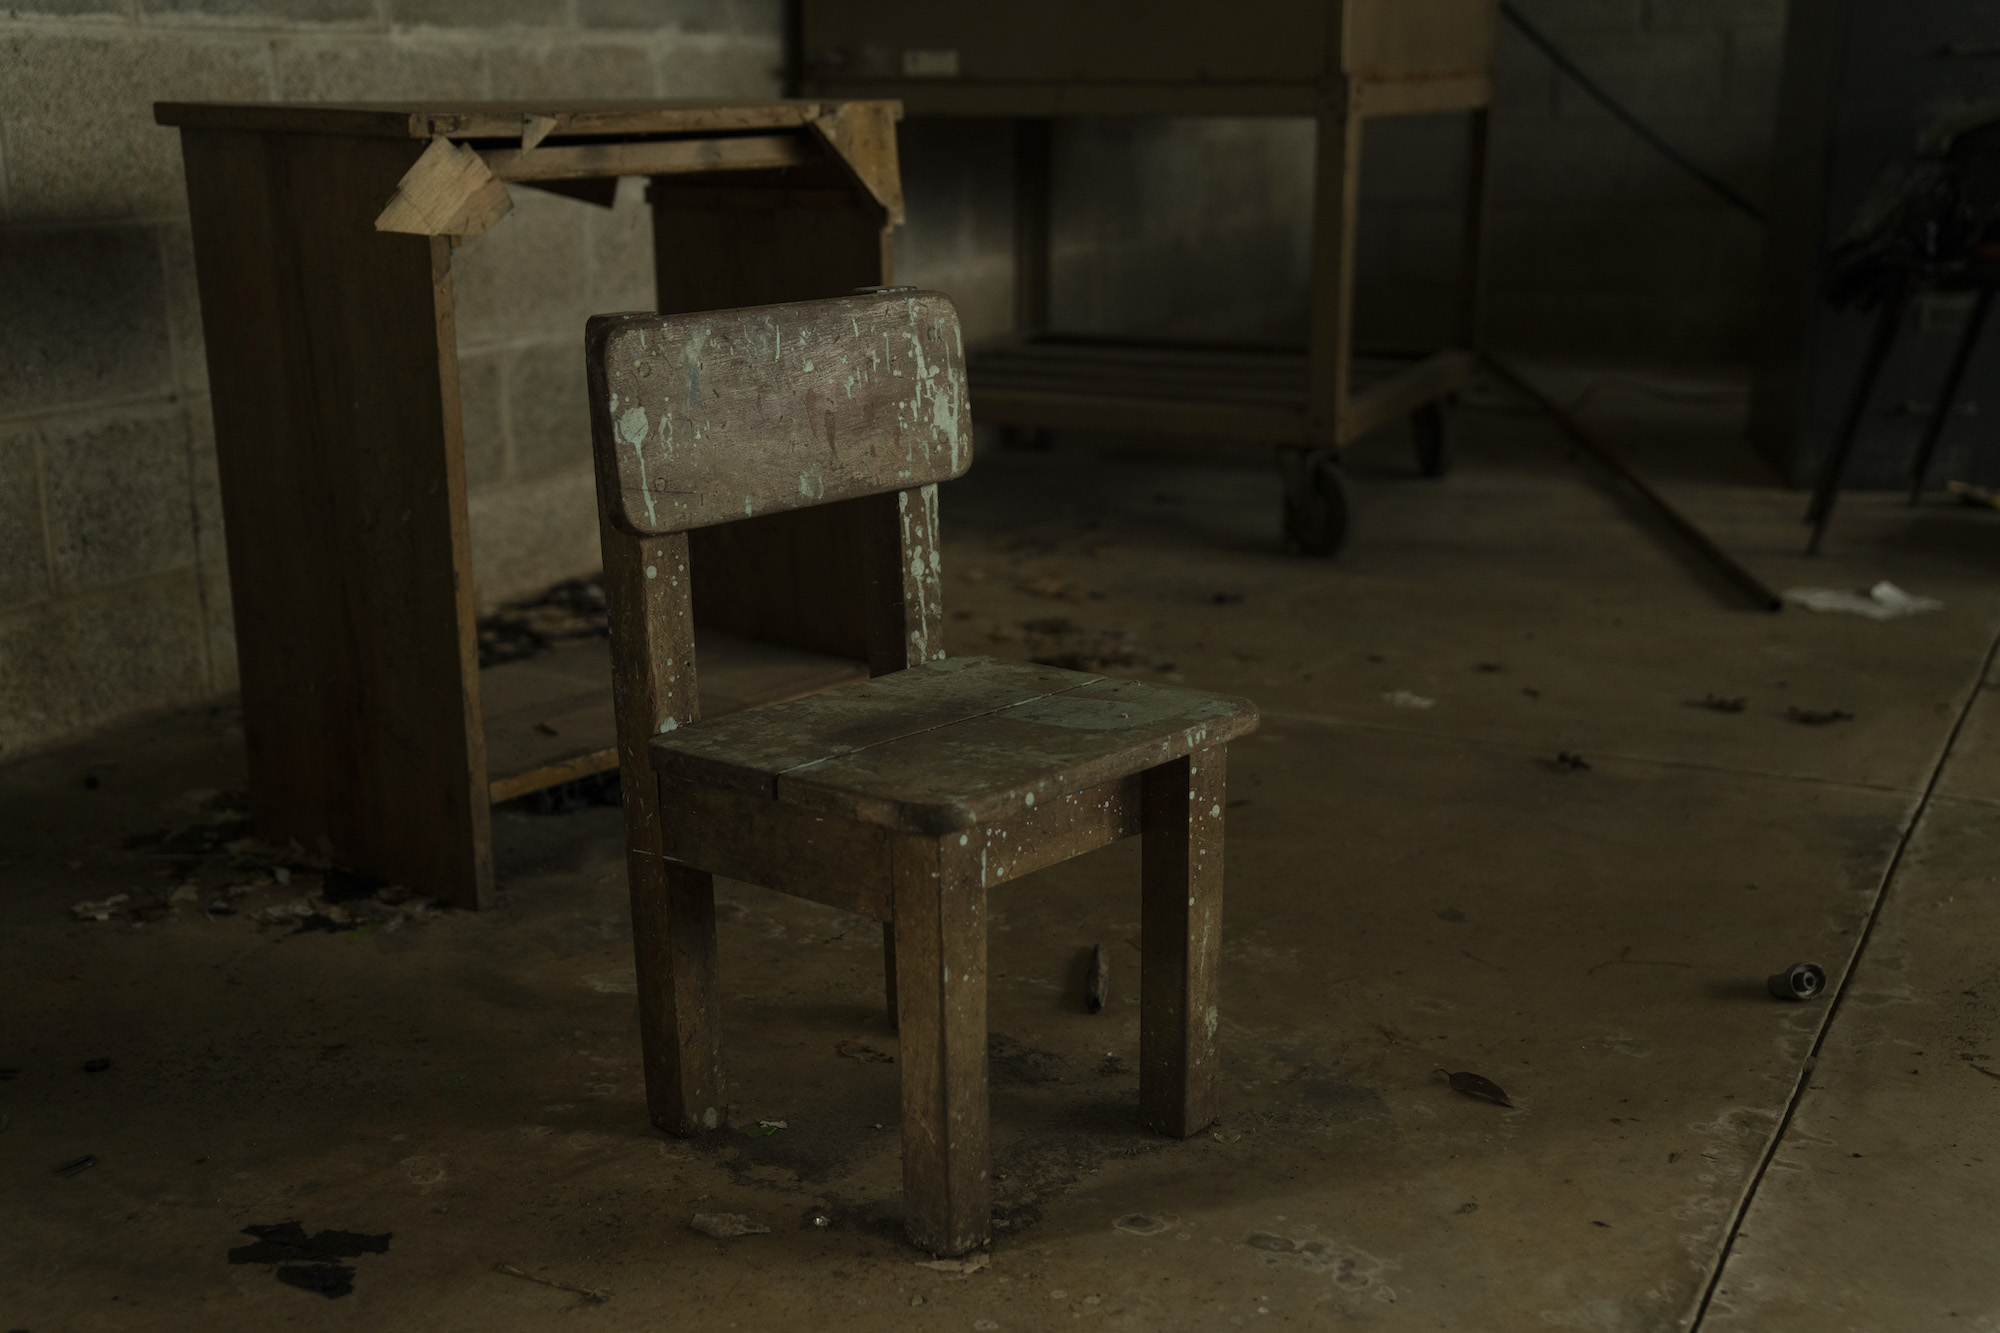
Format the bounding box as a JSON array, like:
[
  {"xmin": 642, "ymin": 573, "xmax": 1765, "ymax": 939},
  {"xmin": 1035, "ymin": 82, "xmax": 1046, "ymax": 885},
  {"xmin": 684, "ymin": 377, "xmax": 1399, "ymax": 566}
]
[{"xmin": 586, "ymin": 289, "xmax": 971, "ymax": 537}]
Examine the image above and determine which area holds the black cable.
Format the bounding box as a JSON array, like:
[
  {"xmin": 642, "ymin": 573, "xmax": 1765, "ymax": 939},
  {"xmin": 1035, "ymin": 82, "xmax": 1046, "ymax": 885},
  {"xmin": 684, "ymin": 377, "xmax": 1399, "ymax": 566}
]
[{"xmin": 1500, "ymin": 0, "xmax": 1768, "ymax": 224}]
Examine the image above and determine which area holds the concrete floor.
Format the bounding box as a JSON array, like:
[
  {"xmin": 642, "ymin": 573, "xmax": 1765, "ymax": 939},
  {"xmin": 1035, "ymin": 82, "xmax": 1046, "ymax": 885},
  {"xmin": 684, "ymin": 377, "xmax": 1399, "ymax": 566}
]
[{"xmin": 5, "ymin": 371, "xmax": 1998, "ymax": 1330}]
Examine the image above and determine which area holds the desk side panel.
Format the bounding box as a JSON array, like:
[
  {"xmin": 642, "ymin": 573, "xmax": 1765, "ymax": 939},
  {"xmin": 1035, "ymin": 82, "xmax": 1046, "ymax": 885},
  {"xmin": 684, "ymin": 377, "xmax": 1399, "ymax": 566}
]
[{"xmin": 179, "ymin": 128, "xmax": 492, "ymax": 907}]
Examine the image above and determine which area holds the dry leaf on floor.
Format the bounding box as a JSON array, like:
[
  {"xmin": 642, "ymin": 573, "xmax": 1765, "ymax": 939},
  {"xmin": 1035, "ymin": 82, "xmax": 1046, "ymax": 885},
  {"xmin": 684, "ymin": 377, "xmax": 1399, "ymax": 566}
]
[
  {"xmin": 1444, "ymin": 1070, "xmax": 1514, "ymax": 1108},
  {"xmin": 835, "ymin": 1039, "xmax": 894, "ymax": 1064}
]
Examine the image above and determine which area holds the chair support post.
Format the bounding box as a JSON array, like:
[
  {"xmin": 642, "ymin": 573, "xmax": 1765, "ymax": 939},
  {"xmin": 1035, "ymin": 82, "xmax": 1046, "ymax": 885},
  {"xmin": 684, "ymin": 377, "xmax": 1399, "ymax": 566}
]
[
  {"xmin": 1139, "ymin": 745, "xmax": 1227, "ymax": 1138},
  {"xmin": 600, "ymin": 524, "xmax": 724, "ymax": 1136}
]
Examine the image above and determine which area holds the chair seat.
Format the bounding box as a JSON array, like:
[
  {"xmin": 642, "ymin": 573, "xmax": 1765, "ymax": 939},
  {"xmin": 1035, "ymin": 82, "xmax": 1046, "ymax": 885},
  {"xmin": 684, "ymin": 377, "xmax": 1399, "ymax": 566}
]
[{"xmin": 651, "ymin": 655, "xmax": 1258, "ymax": 835}]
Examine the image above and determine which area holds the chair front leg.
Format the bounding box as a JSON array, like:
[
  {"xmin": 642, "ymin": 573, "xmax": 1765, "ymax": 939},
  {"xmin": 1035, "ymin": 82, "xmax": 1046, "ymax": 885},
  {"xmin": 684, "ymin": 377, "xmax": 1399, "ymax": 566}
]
[
  {"xmin": 891, "ymin": 834, "xmax": 990, "ymax": 1255},
  {"xmin": 1139, "ymin": 746, "xmax": 1227, "ymax": 1138}
]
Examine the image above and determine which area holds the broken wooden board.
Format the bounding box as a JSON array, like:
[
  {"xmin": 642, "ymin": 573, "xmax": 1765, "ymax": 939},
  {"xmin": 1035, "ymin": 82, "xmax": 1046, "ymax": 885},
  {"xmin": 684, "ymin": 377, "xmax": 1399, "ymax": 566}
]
[
  {"xmin": 587, "ymin": 291, "xmax": 971, "ymax": 537},
  {"xmin": 374, "ymin": 137, "xmax": 512, "ymax": 236}
]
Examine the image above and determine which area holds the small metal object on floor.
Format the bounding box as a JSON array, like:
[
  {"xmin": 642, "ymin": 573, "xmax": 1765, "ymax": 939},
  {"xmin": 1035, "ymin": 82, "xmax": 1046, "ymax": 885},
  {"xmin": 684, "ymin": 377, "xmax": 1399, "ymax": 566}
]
[{"xmin": 1768, "ymin": 963, "xmax": 1827, "ymax": 1001}]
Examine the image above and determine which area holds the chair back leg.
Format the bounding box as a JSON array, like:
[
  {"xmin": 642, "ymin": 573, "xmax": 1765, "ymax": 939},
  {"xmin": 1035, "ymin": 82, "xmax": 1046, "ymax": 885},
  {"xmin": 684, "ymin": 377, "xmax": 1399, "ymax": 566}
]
[{"xmin": 1139, "ymin": 747, "xmax": 1227, "ymax": 1138}]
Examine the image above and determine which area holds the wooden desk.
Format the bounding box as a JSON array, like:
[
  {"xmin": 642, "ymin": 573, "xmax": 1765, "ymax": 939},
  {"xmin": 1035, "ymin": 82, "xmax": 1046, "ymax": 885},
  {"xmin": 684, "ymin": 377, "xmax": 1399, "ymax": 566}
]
[
  {"xmin": 797, "ymin": 0, "xmax": 1494, "ymax": 548},
  {"xmin": 155, "ymin": 99, "xmax": 906, "ymax": 908}
]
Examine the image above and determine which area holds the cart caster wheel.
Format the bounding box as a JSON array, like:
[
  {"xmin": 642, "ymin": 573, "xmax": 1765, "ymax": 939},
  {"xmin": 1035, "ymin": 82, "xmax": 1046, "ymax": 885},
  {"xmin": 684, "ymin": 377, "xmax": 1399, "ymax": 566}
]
[
  {"xmin": 1412, "ymin": 396, "xmax": 1458, "ymax": 478},
  {"xmin": 1281, "ymin": 449, "xmax": 1352, "ymax": 556},
  {"xmin": 1000, "ymin": 425, "xmax": 1055, "ymax": 451}
]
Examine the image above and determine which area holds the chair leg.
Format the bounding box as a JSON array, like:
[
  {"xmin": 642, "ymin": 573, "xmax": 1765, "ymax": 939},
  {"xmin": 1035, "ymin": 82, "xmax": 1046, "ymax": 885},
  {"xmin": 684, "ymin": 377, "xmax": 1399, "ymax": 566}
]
[
  {"xmin": 891, "ymin": 835, "xmax": 989, "ymax": 1255},
  {"xmin": 1806, "ymin": 288, "xmax": 1907, "ymax": 554},
  {"xmin": 628, "ymin": 851, "xmax": 725, "ymax": 1137},
  {"xmin": 1139, "ymin": 746, "xmax": 1227, "ymax": 1138},
  {"xmin": 1908, "ymin": 285, "xmax": 1995, "ymax": 504},
  {"xmin": 882, "ymin": 920, "xmax": 900, "ymax": 1029}
]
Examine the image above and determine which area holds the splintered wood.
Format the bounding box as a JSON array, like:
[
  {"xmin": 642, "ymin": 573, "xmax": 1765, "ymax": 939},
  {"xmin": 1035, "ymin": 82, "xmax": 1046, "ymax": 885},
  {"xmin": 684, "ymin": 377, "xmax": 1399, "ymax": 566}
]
[{"xmin": 374, "ymin": 137, "xmax": 512, "ymax": 237}]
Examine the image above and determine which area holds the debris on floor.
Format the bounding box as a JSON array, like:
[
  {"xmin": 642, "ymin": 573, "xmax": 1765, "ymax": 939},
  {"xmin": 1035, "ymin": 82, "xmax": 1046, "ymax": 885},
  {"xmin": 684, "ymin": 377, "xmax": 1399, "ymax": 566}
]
[
  {"xmin": 86, "ymin": 802, "xmax": 444, "ymax": 934},
  {"xmin": 1384, "ymin": 691, "xmax": 1436, "ymax": 709},
  {"xmin": 477, "ymin": 577, "xmax": 608, "ymax": 668},
  {"xmin": 81, "ymin": 1057, "xmax": 110, "ymax": 1073},
  {"xmin": 1544, "ymin": 751, "xmax": 1591, "ymax": 773},
  {"xmin": 1767, "ymin": 962, "xmax": 1828, "ymax": 1001},
  {"xmin": 1443, "ymin": 1070, "xmax": 1515, "ymax": 1108},
  {"xmin": 492, "ymin": 1262, "xmax": 608, "ymax": 1305},
  {"xmin": 834, "ymin": 1039, "xmax": 893, "ymax": 1064},
  {"xmin": 1946, "ymin": 480, "xmax": 2000, "ymax": 510},
  {"xmin": 739, "ymin": 1119, "xmax": 787, "ymax": 1137},
  {"xmin": 1688, "ymin": 694, "xmax": 1747, "ymax": 713},
  {"xmin": 503, "ymin": 770, "xmax": 623, "ymax": 815},
  {"xmin": 1783, "ymin": 581, "xmax": 1943, "ymax": 619},
  {"xmin": 1785, "ymin": 706, "xmax": 1856, "ymax": 726},
  {"xmin": 915, "ymin": 1254, "xmax": 991, "ymax": 1275},
  {"xmin": 227, "ymin": 1221, "xmax": 391, "ymax": 1300},
  {"xmin": 53, "ymin": 1154, "xmax": 96, "ymax": 1176},
  {"xmin": 691, "ymin": 1213, "xmax": 770, "ymax": 1240},
  {"xmin": 1021, "ymin": 618, "xmax": 1161, "ymax": 674}
]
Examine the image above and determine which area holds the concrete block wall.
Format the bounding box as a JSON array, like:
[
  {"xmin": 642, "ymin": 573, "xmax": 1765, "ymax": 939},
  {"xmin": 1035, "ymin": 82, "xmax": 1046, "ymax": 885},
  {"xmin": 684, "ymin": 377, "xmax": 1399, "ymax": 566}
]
[
  {"xmin": 0, "ymin": 0, "xmax": 780, "ymax": 760},
  {"xmin": 898, "ymin": 0, "xmax": 1784, "ymax": 362}
]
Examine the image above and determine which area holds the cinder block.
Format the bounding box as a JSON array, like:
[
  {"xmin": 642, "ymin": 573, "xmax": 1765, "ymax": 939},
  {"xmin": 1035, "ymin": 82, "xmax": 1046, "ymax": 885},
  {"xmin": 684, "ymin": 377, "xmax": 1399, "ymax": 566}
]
[
  {"xmin": 587, "ymin": 176, "xmax": 657, "ymax": 314},
  {"xmin": 0, "ymin": 224, "xmax": 173, "ymax": 417},
  {"xmin": 1553, "ymin": 30, "xmax": 1728, "ymax": 119},
  {"xmin": 455, "ymin": 351, "xmax": 508, "ymax": 491},
  {"xmin": 184, "ymin": 397, "xmax": 226, "ymax": 564},
  {"xmin": 159, "ymin": 220, "xmax": 210, "ymax": 395},
  {"xmin": 450, "ymin": 188, "xmax": 591, "ymax": 348},
  {"xmin": 0, "ymin": 425, "xmax": 50, "ymax": 611},
  {"xmin": 1726, "ymin": 23, "xmax": 1783, "ymax": 118},
  {"xmin": 488, "ymin": 41, "xmax": 657, "ymax": 98},
  {"xmin": 0, "ymin": 31, "xmax": 271, "ymax": 223},
  {"xmin": 1646, "ymin": 0, "xmax": 1785, "ymax": 29},
  {"xmin": 656, "ymin": 35, "xmax": 783, "ymax": 98},
  {"xmin": 465, "ymin": 467, "xmax": 599, "ymax": 612},
  {"xmin": 273, "ymin": 37, "xmax": 486, "ymax": 101},
  {"xmin": 39, "ymin": 407, "xmax": 197, "ymax": 593},
  {"xmin": 506, "ymin": 342, "xmax": 591, "ymax": 479},
  {"xmin": 1361, "ymin": 115, "xmax": 1470, "ymax": 206},
  {"xmin": 7, "ymin": 0, "xmax": 134, "ymax": 14},
  {"xmin": 388, "ymin": 0, "xmax": 567, "ymax": 27},
  {"xmin": 0, "ymin": 569, "xmax": 211, "ymax": 761},
  {"xmin": 1514, "ymin": 0, "xmax": 1644, "ymax": 30},
  {"xmin": 1491, "ymin": 24, "xmax": 1557, "ymax": 117},
  {"xmin": 142, "ymin": 0, "xmax": 376, "ymax": 24},
  {"xmin": 580, "ymin": 0, "xmax": 731, "ymax": 30}
]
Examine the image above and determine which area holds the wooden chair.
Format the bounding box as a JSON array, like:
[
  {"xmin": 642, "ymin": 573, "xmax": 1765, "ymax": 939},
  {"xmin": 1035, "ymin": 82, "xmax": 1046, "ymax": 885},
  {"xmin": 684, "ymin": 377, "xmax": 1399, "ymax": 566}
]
[{"xmin": 585, "ymin": 289, "xmax": 1259, "ymax": 1255}]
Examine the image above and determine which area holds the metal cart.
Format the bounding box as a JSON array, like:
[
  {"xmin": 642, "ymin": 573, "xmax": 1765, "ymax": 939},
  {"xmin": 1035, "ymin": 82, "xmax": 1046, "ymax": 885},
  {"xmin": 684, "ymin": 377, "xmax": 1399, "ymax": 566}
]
[{"xmin": 797, "ymin": 0, "xmax": 1496, "ymax": 552}]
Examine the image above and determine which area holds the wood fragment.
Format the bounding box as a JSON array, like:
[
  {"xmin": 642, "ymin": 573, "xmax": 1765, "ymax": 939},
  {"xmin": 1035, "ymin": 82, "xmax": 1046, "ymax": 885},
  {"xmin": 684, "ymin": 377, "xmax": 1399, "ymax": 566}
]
[
  {"xmin": 374, "ymin": 137, "xmax": 512, "ymax": 237},
  {"xmin": 520, "ymin": 113, "xmax": 557, "ymax": 152}
]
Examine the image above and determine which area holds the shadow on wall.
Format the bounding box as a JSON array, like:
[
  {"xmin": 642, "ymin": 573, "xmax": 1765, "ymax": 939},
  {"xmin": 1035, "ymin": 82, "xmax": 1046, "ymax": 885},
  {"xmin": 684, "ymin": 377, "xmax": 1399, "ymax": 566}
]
[{"xmin": 0, "ymin": 3, "xmax": 781, "ymax": 759}]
